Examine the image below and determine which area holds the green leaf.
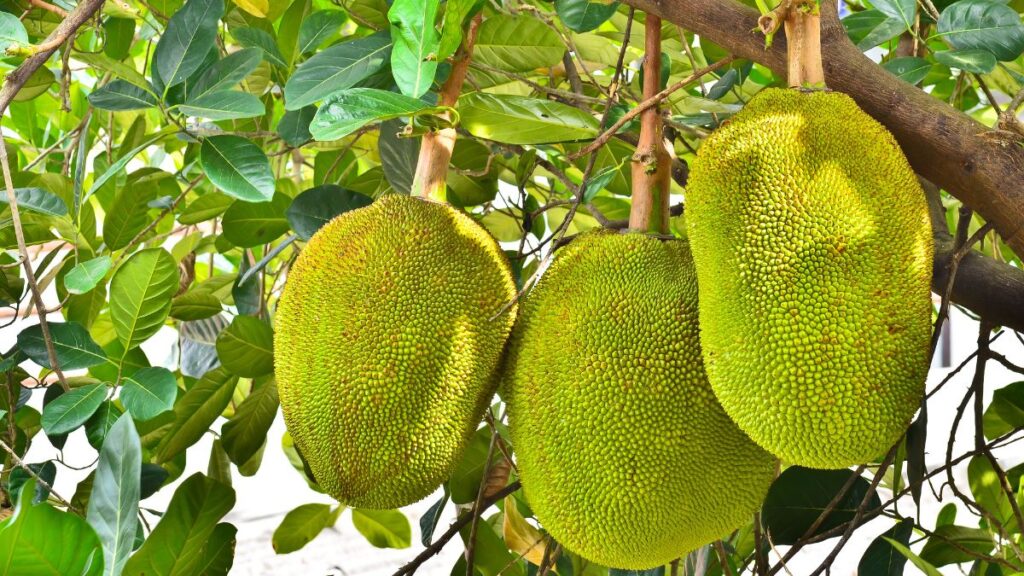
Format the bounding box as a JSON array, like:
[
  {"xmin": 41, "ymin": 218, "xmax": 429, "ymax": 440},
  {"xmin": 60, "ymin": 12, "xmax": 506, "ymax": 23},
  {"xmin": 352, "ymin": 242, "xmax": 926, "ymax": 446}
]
[
  {"xmin": 378, "ymin": 118, "xmax": 419, "ymax": 194},
  {"xmin": 41, "ymin": 383, "xmax": 108, "ymax": 436},
  {"xmin": 298, "ymin": 10, "xmax": 348, "ymax": 53},
  {"xmin": 873, "ymin": 0, "xmax": 916, "ymax": 31},
  {"xmin": 583, "ymin": 164, "xmax": 620, "ymax": 203},
  {"xmin": 122, "ymin": 474, "xmax": 236, "ymax": 576},
  {"xmin": 309, "ymin": 87, "xmax": 442, "ymax": 141},
  {"xmin": 273, "ymin": 503, "xmax": 342, "ymax": 554},
  {"xmin": 0, "ymin": 12, "xmax": 28, "ymax": 53},
  {"xmin": 155, "ymin": 367, "xmax": 238, "ymax": 463},
  {"xmin": 87, "ymin": 414, "xmax": 141, "ymax": 576},
  {"xmin": 882, "ymin": 538, "xmax": 943, "ymax": 576},
  {"xmin": 459, "ymin": 93, "xmax": 600, "ymax": 144},
  {"xmin": 89, "ymin": 81, "xmax": 159, "ymax": 111},
  {"xmin": 0, "ymin": 187, "xmax": 68, "ymax": 217},
  {"xmin": 283, "ymin": 33, "xmax": 392, "ymax": 110},
  {"xmin": 200, "ymin": 135, "xmax": 275, "ymax": 202},
  {"xmin": 233, "ymin": 27, "xmax": 288, "ymax": 68},
  {"xmin": 86, "ymin": 402, "xmax": 123, "ymax": 451},
  {"xmin": 436, "ymin": 0, "xmax": 475, "ymax": 60},
  {"xmin": 968, "ymin": 455, "xmax": 1017, "ymax": 529},
  {"xmin": 858, "ymin": 518, "xmax": 914, "ymax": 576},
  {"xmin": 221, "ymin": 193, "xmax": 291, "ymax": 247},
  {"xmin": 286, "ymin": 185, "xmax": 373, "ymax": 240},
  {"xmin": 842, "ymin": 10, "xmax": 906, "ymax": 50},
  {"xmin": 216, "ymin": 315, "xmax": 274, "ymax": 377},
  {"xmin": 934, "ymin": 48, "xmax": 997, "ymax": 73},
  {"xmin": 179, "ymin": 193, "xmax": 234, "ymax": 225},
  {"xmin": 419, "ymin": 491, "xmax": 448, "ymax": 546},
  {"xmin": 110, "ymin": 249, "xmax": 179, "ymax": 351},
  {"xmin": 154, "ymin": 0, "xmax": 225, "ymax": 89},
  {"xmin": 74, "ymin": 53, "xmax": 152, "ymax": 92},
  {"xmin": 17, "ymin": 322, "xmax": 107, "ymax": 371},
  {"xmin": 170, "ymin": 291, "xmax": 222, "ymax": 320},
  {"xmin": 121, "ymin": 367, "xmax": 178, "ymax": 421},
  {"xmin": 936, "ymin": 0, "xmax": 1024, "ymax": 61},
  {"xmin": 193, "ymin": 522, "xmax": 236, "ymax": 575},
  {"xmin": 474, "ymin": 15, "xmax": 565, "ymax": 71},
  {"xmin": 881, "ymin": 56, "xmax": 932, "ymax": 85},
  {"xmin": 555, "ymin": 0, "xmax": 619, "ymax": 33},
  {"xmin": 64, "ymin": 257, "xmax": 112, "ymax": 295},
  {"xmin": 190, "ymin": 48, "xmax": 263, "ymax": 99},
  {"xmin": 388, "ymin": 0, "xmax": 441, "ymax": 97},
  {"xmin": 0, "ymin": 481, "xmax": 104, "ymax": 576},
  {"xmin": 221, "ymin": 378, "xmax": 278, "ymax": 465},
  {"xmin": 351, "ymin": 509, "xmax": 411, "ymax": 549},
  {"xmin": 103, "ymin": 170, "xmax": 175, "ymax": 250},
  {"xmin": 761, "ymin": 466, "xmax": 881, "ymax": 545},
  {"xmin": 919, "ymin": 525, "xmax": 994, "ymax": 566},
  {"xmin": 278, "ymin": 106, "xmax": 317, "ymax": 146},
  {"xmin": 984, "ymin": 381, "xmax": 1024, "ymax": 439},
  {"xmin": 177, "ymin": 91, "xmax": 265, "ymax": 120},
  {"xmin": 85, "ymin": 131, "xmax": 172, "ymax": 204}
]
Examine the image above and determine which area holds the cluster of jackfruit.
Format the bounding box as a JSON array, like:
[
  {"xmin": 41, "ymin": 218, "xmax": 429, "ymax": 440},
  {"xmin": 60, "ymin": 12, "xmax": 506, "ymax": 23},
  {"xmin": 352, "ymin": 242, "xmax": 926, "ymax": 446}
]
[{"xmin": 273, "ymin": 86, "xmax": 932, "ymax": 570}]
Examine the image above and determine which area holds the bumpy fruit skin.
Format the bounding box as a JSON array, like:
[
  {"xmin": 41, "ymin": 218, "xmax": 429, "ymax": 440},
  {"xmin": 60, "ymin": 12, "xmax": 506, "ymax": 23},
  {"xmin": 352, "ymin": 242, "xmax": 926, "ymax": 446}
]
[
  {"xmin": 686, "ymin": 88, "xmax": 933, "ymax": 469},
  {"xmin": 275, "ymin": 194, "xmax": 517, "ymax": 509},
  {"xmin": 503, "ymin": 232, "xmax": 777, "ymax": 569}
]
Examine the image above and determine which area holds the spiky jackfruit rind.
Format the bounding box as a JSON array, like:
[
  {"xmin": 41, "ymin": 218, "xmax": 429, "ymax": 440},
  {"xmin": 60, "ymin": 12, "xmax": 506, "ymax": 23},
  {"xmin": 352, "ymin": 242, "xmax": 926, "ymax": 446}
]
[
  {"xmin": 686, "ymin": 88, "xmax": 933, "ymax": 469},
  {"xmin": 503, "ymin": 231, "xmax": 777, "ymax": 569},
  {"xmin": 274, "ymin": 194, "xmax": 517, "ymax": 509}
]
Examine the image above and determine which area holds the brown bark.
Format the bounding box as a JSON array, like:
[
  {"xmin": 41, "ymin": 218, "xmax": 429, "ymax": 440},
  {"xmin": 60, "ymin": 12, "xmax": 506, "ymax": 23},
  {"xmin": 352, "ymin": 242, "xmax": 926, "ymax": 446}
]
[
  {"xmin": 410, "ymin": 14, "xmax": 482, "ymax": 202},
  {"xmin": 628, "ymin": 16, "xmax": 672, "ymax": 234},
  {"xmin": 623, "ymin": 0, "xmax": 1024, "ymax": 258},
  {"xmin": 783, "ymin": 0, "xmax": 824, "ymax": 87}
]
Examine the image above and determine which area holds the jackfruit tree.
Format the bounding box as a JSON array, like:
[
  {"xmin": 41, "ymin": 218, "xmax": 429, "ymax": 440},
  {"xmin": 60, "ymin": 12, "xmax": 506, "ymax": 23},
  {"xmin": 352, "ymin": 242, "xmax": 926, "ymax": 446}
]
[{"xmin": 0, "ymin": 0, "xmax": 1023, "ymax": 574}]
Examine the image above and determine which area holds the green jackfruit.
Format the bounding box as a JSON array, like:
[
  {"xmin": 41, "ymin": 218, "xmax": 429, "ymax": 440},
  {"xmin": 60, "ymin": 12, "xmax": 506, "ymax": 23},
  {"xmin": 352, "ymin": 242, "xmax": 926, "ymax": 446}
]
[
  {"xmin": 274, "ymin": 194, "xmax": 517, "ymax": 508},
  {"xmin": 503, "ymin": 232, "xmax": 777, "ymax": 569},
  {"xmin": 686, "ymin": 88, "xmax": 933, "ymax": 469}
]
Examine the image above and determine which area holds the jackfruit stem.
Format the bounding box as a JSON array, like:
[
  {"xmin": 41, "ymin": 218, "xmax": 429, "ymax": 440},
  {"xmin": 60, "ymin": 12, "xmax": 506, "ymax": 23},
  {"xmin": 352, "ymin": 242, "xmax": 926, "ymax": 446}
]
[
  {"xmin": 628, "ymin": 15, "xmax": 672, "ymax": 236},
  {"xmin": 410, "ymin": 13, "xmax": 483, "ymax": 203},
  {"xmin": 783, "ymin": 0, "xmax": 825, "ymax": 88}
]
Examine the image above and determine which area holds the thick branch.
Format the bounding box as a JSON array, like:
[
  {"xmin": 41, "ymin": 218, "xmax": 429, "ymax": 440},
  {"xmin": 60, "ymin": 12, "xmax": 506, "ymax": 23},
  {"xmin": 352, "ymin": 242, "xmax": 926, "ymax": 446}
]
[
  {"xmin": 0, "ymin": 0, "xmax": 106, "ymax": 116},
  {"xmin": 623, "ymin": 0, "xmax": 1024, "ymax": 258},
  {"xmin": 628, "ymin": 16, "xmax": 671, "ymax": 234},
  {"xmin": 410, "ymin": 14, "xmax": 482, "ymax": 202},
  {"xmin": 922, "ymin": 180, "xmax": 1024, "ymax": 333}
]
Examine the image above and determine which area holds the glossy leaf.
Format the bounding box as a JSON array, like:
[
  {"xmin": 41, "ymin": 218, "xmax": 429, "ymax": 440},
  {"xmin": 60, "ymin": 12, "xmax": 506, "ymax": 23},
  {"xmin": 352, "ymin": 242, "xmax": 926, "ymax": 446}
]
[
  {"xmin": 286, "ymin": 185, "xmax": 373, "ymax": 240},
  {"xmin": 221, "ymin": 193, "xmax": 291, "ymax": 247},
  {"xmin": 937, "ymin": 0, "xmax": 1024, "ymax": 61},
  {"xmin": 154, "ymin": 0, "xmax": 225, "ymax": 89},
  {"xmin": 122, "ymin": 474, "xmax": 236, "ymax": 576},
  {"xmin": 272, "ymin": 503, "xmax": 342, "ymax": 554},
  {"xmin": 177, "ymin": 91, "xmax": 265, "ymax": 120},
  {"xmin": 110, "ymin": 249, "xmax": 179, "ymax": 351},
  {"xmin": 87, "ymin": 414, "xmax": 141, "ymax": 576},
  {"xmin": 64, "ymin": 257, "xmax": 112, "ymax": 295},
  {"xmin": 351, "ymin": 509, "xmax": 411, "ymax": 549},
  {"xmin": 221, "ymin": 378, "xmax": 279, "ymax": 465},
  {"xmin": 474, "ymin": 15, "xmax": 565, "ymax": 71},
  {"xmin": 873, "ymin": 0, "xmax": 916, "ymax": 31},
  {"xmin": 858, "ymin": 517, "xmax": 914, "ymax": 576},
  {"xmin": 154, "ymin": 368, "xmax": 238, "ymax": 463},
  {"xmin": 555, "ymin": 0, "xmax": 619, "ymax": 33},
  {"xmin": 233, "ymin": 27, "xmax": 288, "ymax": 68},
  {"xmin": 170, "ymin": 291, "xmax": 223, "ymax": 321},
  {"xmin": 41, "ymin": 383, "xmax": 108, "ymax": 436},
  {"xmin": 761, "ymin": 466, "xmax": 881, "ymax": 545},
  {"xmin": 191, "ymin": 48, "xmax": 263, "ymax": 98},
  {"xmin": 216, "ymin": 315, "xmax": 274, "ymax": 377},
  {"xmin": 0, "ymin": 187, "xmax": 68, "ymax": 217},
  {"xmin": 88, "ymin": 81, "xmax": 159, "ymax": 111},
  {"xmin": 18, "ymin": 322, "xmax": 107, "ymax": 371},
  {"xmin": 387, "ymin": 0, "xmax": 441, "ymax": 97},
  {"xmin": 0, "ymin": 481, "xmax": 104, "ymax": 576},
  {"xmin": 298, "ymin": 10, "xmax": 348, "ymax": 54},
  {"xmin": 882, "ymin": 539, "xmax": 944, "ymax": 576},
  {"xmin": 121, "ymin": 367, "xmax": 178, "ymax": 421},
  {"xmin": 200, "ymin": 135, "xmax": 275, "ymax": 202},
  {"xmin": 881, "ymin": 56, "xmax": 932, "ymax": 85},
  {"xmin": 842, "ymin": 10, "xmax": 906, "ymax": 50},
  {"xmin": 309, "ymin": 87, "xmax": 442, "ymax": 141},
  {"xmin": 919, "ymin": 525, "xmax": 994, "ymax": 566},
  {"xmin": 459, "ymin": 93, "xmax": 600, "ymax": 144},
  {"xmin": 277, "ymin": 106, "xmax": 317, "ymax": 146},
  {"xmin": 284, "ymin": 33, "xmax": 392, "ymax": 110},
  {"xmin": 0, "ymin": 12, "xmax": 28, "ymax": 53},
  {"xmin": 934, "ymin": 48, "xmax": 997, "ymax": 73}
]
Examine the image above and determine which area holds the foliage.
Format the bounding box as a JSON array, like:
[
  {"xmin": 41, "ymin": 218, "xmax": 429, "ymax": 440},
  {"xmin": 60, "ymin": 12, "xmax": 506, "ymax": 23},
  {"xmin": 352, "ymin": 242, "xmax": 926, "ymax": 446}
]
[{"xmin": 0, "ymin": 0, "xmax": 1022, "ymax": 574}]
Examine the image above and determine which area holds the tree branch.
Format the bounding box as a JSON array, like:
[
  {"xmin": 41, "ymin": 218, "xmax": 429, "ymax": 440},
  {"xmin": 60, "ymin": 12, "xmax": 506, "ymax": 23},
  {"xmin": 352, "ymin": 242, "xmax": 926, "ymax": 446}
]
[
  {"xmin": 0, "ymin": 0, "xmax": 106, "ymax": 116},
  {"xmin": 622, "ymin": 0, "xmax": 1024, "ymax": 258}
]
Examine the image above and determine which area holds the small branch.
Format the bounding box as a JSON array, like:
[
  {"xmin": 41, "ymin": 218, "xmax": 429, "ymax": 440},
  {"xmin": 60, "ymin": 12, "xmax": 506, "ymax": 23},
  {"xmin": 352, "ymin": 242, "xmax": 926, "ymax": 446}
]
[
  {"xmin": 0, "ymin": 438, "xmax": 77, "ymax": 513},
  {"xmin": 569, "ymin": 57, "xmax": 734, "ymax": 160},
  {"xmin": 627, "ymin": 15, "xmax": 671, "ymax": 234},
  {"xmin": 28, "ymin": 0, "xmax": 68, "ymax": 17},
  {"xmin": 392, "ymin": 481, "xmax": 521, "ymax": 576}
]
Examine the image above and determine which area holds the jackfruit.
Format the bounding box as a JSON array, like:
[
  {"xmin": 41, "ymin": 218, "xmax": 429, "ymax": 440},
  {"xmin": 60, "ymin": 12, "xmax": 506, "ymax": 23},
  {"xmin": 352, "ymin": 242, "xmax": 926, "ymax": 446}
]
[
  {"xmin": 274, "ymin": 194, "xmax": 517, "ymax": 508},
  {"xmin": 503, "ymin": 231, "xmax": 777, "ymax": 569},
  {"xmin": 686, "ymin": 88, "xmax": 933, "ymax": 469}
]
